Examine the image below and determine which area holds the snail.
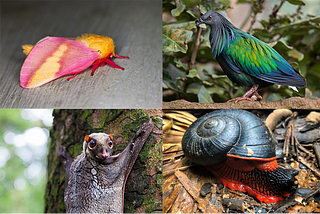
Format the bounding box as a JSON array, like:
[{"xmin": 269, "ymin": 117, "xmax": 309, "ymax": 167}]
[{"xmin": 182, "ymin": 109, "xmax": 298, "ymax": 203}]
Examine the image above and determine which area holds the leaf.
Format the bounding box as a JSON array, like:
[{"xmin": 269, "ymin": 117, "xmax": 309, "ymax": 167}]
[
  {"xmin": 198, "ymin": 85, "xmax": 213, "ymax": 103},
  {"xmin": 174, "ymin": 59, "xmax": 189, "ymax": 71},
  {"xmin": 163, "ymin": 69, "xmax": 185, "ymax": 95},
  {"xmin": 188, "ymin": 69, "xmax": 197, "ymax": 76},
  {"xmin": 186, "ymin": 9, "xmax": 196, "ymax": 18},
  {"xmin": 272, "ymin": 17, "xmax": 320, "ymax": 35},
  {"xmin": 285, "ymin": 0, "xmax": 305, "ymax": 6},
  {"xmin": 218, "ymin": 0, "xmax": 231, "ymax": 7},
  {"xmin": 182, "ymin": 0, "xmax": 201, "ymax": 8},
  {"xmin": 163, "ymin": 21, "xmax": 195, "ymax": 54},
  {"xmin": 272, "ymin": 40, "xmax": 293, "ymax": 52},
  {"xmin": 288, "ymin": 49, "xmax": 304, "ymax": 61},
  {"xmin": 254, "ymin": 17, "xmax": 320, "ymax": 42},
  {"xmin": 200, "ymin": 27, "xmax": 211, "ymax": 48},
  {"xmin": 237, "ymin": 0, "xmax": 252, "ymax": 3},
  {"xmin": 199, "ymin": 1, "xmax": 229, "ymax": 14},
  {"xmin": 177, "ymin": 71, "xmax": 202, "ymax": 84},
  {"xmin": 272, "ymin": 40, "xmax": 304, "ymax": 61},
  {"xmin": 171, "ymin": 3, "xmax": 186, "ymax": 17}
]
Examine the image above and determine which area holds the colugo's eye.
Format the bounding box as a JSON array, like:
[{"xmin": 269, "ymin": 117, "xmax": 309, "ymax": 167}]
[
  {"xmin": 89, "ymin": 140, "xmax": 97, "ymax": 149},
  {"xmin": 108, "ymin": 141, "xmax": 113, "ymax": 147}
]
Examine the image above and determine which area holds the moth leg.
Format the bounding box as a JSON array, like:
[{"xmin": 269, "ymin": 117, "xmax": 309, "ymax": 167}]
[
  {"xmin": 67, "ymin": 73, "xmax": 79, "ymax": 81},
  {"xmin": 114, "ymin": 53, "xmax": 129, "ymax": 59},
  {"xmin": 105, "ymin": 58, "xmax": 125, "ymax": 70}
]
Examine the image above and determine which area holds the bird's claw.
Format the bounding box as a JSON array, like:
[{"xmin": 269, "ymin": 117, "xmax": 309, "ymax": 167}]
[{"xmin": 227, "ymin": 97, "xmax": 257, "ymax": 103}]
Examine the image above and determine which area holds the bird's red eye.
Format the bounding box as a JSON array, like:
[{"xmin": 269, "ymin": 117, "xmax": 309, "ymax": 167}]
[
  {"xmin": 89, "ymin": 140, "xmax": 97, "ymax": 149},
  {"xmin": 208, "ymin": 15, "xmax": 212, "ymax": 19}
]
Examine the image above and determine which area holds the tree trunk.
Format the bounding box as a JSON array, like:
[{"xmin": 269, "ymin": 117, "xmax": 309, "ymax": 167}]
[{"xmin": 44, "ymin": 109, "xmax": 162, "ymax": 213}]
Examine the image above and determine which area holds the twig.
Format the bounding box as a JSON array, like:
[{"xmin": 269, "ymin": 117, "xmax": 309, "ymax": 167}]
[
  {"xmin": 163, "ymin": 164, "xmax": 195, "ymax": 176},
  {"xmin": 267, "ymin": 0, "xmax": 285, "ymax": 30},
  {"xmin": 174, "ymin": 170, "xmax": 219, "ymax": 213},
  {"xmin": 265, "ymin": 109, "xmax": 292, "ymax": 131},
  {"xmin": 314, "ymin": 143, "xmax": 320, "ymax": 166},
  {"xmin": 302, "ymin": 187, "xmax": 320, "ymax": 202},
  {"xmin": 183, "ymin": 26, "xmax": 203, "ymax": 93},
  {"xmin": 288, "ymin": 31, "xmax": 320, "ymax": 63},
  {"xmin": 300, "ymin": 31, "xmax": 320, "ymax": 53},
  {"xmin": 283, "ymin": 125, "xmax": 292, "ymax": 158},
  {"xmin": 295, "ymin": 136, "xmax": 315, "ymax": 158},
  {"xmin": 298, "ymin": 156, "xmax": 320, "ymax": 177},
  {"xmin": 292, "ymin": 5, "xmax": 302, "ymax": 19},
  {"xmin": 291, "ymin": 124, "xmax": 297, "ymax": 157},
  {"xmin": 189, "ymin": 26, "xmax": 202, "ymax": 72},
  {"xmin": 247, "ymin": 12, "xmax": 257, "ymax": 33},
  {"xmin": 247, "ymin": 0, "xmax": 265, "ymax": 33}
]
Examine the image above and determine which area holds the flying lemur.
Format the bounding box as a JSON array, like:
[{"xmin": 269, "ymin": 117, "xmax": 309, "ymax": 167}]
[{"xmin": 59, "ymin": 118, "xmax": 155, "ymax": 213}]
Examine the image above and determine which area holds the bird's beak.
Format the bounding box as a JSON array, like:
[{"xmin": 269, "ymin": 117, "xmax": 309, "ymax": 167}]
[{"xmin": 195, "ymin": 17, "xmax": 203, "ymax": 27}]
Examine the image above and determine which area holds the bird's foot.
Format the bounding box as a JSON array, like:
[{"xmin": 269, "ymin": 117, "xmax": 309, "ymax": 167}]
[
  {"xmin": 227, "ymin": 96, "xmax": 257, "ymax": 103},
  {"xmin": 227, "ymin": 84, "xmax": 261, "ymax": 103},
  {"xmin": 253, "ymin": 91, "xmax": 262, "ymax": 100}
]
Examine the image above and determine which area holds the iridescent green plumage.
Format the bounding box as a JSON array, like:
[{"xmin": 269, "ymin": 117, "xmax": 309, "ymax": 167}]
[{"xmin": 195, "ymin": 11, "xmax": 306, "ymax": 101}]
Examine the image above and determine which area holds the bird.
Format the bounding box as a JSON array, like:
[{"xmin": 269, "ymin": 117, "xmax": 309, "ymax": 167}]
[{"xmin": 195, "ymin": 11, "xmax": 306, "ymax": 102}]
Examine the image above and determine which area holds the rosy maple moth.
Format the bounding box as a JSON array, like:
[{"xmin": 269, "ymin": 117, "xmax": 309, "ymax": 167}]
[{"xmin": 20, "ymin": 33, "xmax": 129, "ymax": 88}]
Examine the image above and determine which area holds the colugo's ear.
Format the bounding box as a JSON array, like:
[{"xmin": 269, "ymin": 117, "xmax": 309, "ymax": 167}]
[
  {"xmin": 83, "ymin": 135, "xmax": 90, "ymax": 152},
  {"xmin": 84, "ymin": 135, "xmax": 90, "ymax": 142},
  {"xmin": 109, "ymin": 135, "xmax": 113, "ymax": 141}
]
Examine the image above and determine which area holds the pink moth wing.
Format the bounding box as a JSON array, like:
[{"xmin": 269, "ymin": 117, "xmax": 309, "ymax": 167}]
[{"xmin": 20, "ymin": 37, "xmax": 100, "ymax": 88}]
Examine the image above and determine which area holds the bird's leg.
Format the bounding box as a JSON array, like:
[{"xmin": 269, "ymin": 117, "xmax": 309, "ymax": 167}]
[{"xmin": 228, "ymin": 84, "xmax": 260, "ymax": 103}]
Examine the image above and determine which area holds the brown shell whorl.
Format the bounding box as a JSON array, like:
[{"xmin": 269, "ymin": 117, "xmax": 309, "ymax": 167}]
[{"xmin": 182, "ymin": 109, "xmax": 277, "ymax": 166}]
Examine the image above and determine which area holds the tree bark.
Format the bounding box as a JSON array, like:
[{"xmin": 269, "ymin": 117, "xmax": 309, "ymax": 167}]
[{"xmin": 44, "ymin": 109, "xmax": 162, "ymax": 213}]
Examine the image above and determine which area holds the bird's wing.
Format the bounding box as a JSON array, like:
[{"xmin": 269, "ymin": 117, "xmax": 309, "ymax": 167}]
[{"xmin": 223, "ymin": 35, "xmax": 305, "ymax": 87}]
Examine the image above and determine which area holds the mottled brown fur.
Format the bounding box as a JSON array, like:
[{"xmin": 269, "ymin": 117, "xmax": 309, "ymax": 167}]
[{"xmin": 62, "ymin": 119, "xmax": 155, "ymax": 213}]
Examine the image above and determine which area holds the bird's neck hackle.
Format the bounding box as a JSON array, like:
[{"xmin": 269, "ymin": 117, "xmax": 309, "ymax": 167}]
[{"xmin": 209, "ymin": 13, "xmax": 238, "ymax": 58}]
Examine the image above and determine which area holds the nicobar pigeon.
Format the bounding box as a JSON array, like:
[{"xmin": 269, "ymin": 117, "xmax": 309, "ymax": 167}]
[{"xmin": 195, "ymin": 11, "xmax": 306, "ymax": 102}]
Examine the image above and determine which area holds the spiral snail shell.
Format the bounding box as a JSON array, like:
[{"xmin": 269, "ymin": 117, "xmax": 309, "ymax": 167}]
[
  {"xmin": 182, "ymin": 109, "xmax": 298, "ymax": 203},
  {"xmin": 182, "ymin": 109, "xmax": 276, "ymax": 165}
]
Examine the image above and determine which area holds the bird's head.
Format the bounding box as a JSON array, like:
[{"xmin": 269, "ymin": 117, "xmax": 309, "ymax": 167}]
[{"xmin": 195, "ymin": 11, "xmax": 224, "ymax": 27}]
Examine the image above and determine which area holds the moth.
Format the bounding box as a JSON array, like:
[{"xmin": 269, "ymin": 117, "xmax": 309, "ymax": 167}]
[{"xmin": 20, "ymin": 33, "xmax": 129, "ymax": 88}]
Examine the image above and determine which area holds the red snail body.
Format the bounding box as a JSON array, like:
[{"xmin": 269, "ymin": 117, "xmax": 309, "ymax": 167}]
[{"xmin": 182, "ymin": 109, "xmax": 298, "ymax": 203}]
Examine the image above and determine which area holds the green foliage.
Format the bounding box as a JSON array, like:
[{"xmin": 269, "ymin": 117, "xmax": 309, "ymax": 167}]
[
  {"xmin": 0, "ymin": 109, "xmax": 52, "ymax": 212},
  {"xmin": 285, "ymin": 0, "xmax": 305, "ymax": 6},
  {"xmin": 163, "ymin": 0, "xmax": 320, "ymax": 103},
  {"xmin": 163, "ymin": 21, "xmax": 195, "ymax": 54}
]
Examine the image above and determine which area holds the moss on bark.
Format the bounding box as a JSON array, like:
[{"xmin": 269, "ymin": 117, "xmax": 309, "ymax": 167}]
[{"xmin": 44, "ymin": 109, "xmax": 162, "ymax": 213}]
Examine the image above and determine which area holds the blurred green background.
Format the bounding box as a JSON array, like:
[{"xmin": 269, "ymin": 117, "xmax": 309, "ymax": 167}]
[
  {"xmin": 163, "ymin": 0, "xmax": 320, "ymax": 103},
  {"xmin": 0, "ymin": 109, "xmax": 53, "ymax": 212}
]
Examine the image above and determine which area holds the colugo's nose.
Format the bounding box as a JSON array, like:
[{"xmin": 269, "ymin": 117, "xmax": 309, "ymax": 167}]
[{"xmin": 100, "ymin": 151, "xmax": 109, "ymax": 159}]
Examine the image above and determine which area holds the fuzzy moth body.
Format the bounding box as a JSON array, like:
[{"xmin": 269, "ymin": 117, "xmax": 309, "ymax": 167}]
[{"xmin": 20, "ymin": 33, "xmax": 129, "ymax": 88}]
